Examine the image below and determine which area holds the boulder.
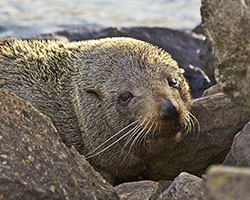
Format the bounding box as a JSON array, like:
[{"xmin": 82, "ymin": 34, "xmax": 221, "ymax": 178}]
[
  {"xmin": 36, "ymin": 26, "xmax": 211, "ymax": 98},
  {"xmin": 0, "ymin": 89, "xmax": 118, "ymax": 200},
  {"xmin": 192, "ymin": 24, "xmax": 205, "ymax": 36},
  {"xmin": 157, "ymin": 172, "xmax": 205, "ymax": 200},
  {"xmin": 231, "ymin": 121, "xmax": 250, "ymax": 167},
  {"xmin": 115, "ymin": 180, "xmax": 163, "ymax": 200},
  {"xmin": 202, "ymin": 84, "xmax": 222, "ymax": 97},
  {"xmin": 205, "ymin": 165, "xmax": 250, "ymax": 200},
  {"xmin": 222, "ymin": 152, "xmax": 237, "ymax": 167},
  {"xmin": 201, "ymin": 0, "xmax": 250, "ymax": 112}
]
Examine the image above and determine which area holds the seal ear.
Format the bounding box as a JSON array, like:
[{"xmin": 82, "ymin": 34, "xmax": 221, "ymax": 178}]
[{"xmin": 86, "ymin": 88, "xmax": 104, "ymax": 100}]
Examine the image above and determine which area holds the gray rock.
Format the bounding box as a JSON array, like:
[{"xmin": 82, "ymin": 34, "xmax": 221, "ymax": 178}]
[
  {"xmin": 0, "ymin": 89, "xmax": 118, "ymax": 200},
  {"xmin": 201, "ymin": 0, "xmax": 250, "ymax": 112},
  {"xmin": 157, "ymin": 172, "xmax": 205, "ymax": 200},
  {"xmin": 202, "ymin": 84, "xmax": 222, "ymax": 97},
  {"xmin": 222, "ymin": 151, "xmax": 237, "ymax": 167},
  {"xmin": 36, "ymin": 26, "xmax": 211, "ymax": 98},
  {"xmin": 231, "ymin": 121, "xmax": 250, "ymax": 167},
  {"xmin": 145, "ymin": 93, "xmax": 250, "ymax": 181},
  {"xmin": 158, "ymin": 180, "xmax": 173, "ymax": 191},
  {"xmin": 205, "ymin": 165, "xmax": 250, "ymax": 200},
  {"xmin": 115, "ymin": 180, "xmax": 163, "ymax": 200}
]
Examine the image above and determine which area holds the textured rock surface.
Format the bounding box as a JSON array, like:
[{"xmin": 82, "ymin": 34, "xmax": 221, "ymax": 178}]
[
  {"xmin": 36, "ymin": 26, "xmax": 211, "ymax": 98},
  {"xmin": 158, "ymin": 172, "xmax": 205, "ymax": 200},
  {"xmin": 202, "ymin": 84, "xmax": 222, "ymax": 97},
  {"xmin": 222, "ymin": 152, "xmax": 237, "ymax": 167},
  {"xmin": 115, "ymin": 180, "xmax": 163, "ymax": 200},
  {"xmin": 231, "ymin": 121, "xmax": 250, "ymax": 167},
  {"xmin": 0, "ymin": 89, "xmax": 118, "ymax": 200},
  {"xmin": 201, "ymin": 0, "xmax": 250, "ymax": 112},
  {"xmin": 223, "ymin": 120, "xmax": 250, "ymax": 167},
  {"xmin": 205, "ymin": 165, "xmax": 250, "ymax": 200},
  {"xmin": 145, "ymin": 93, "xmax": 250, "ymax": 180}
]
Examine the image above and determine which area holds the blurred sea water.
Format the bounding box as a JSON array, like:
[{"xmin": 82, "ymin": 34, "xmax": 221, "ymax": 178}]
[{"xmin": 0, "ymin": 0, "xmax": 201, "ymax": 38}]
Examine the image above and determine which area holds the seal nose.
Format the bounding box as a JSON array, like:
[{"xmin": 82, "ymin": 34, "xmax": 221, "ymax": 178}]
[{"xmin": 159, "ymin": 103, "xmax": 178, "ymax": 120}]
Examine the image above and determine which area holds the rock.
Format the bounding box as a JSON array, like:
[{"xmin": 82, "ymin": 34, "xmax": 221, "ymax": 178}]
[
  {"xmin": 115, "ymin": 180, "xmax": 163, "ymax": 200},
  {"xmin": 145, "ymin": 93, "xmax": 250, "ymax": 181},
  {"xmin": 157, "ymin": 172, "xmax": 205, "ymax": 200},
  {"xmin": 201, "ymin": 0, "xmax": 250, "ymax": 112},
  {"xmin": 0, "ymin": 89, "xmax": 118, "ymax": 200},
  {"xmin": 222, "ymin": 152, "xmax": 237, "ymax": 167},
  {"xmin": 202, "ymin": 84, "xmax": 222, "ymax": 97},
  {"xmin": 37, "ymin": 26, "xmax": 211, "ymax": 98},
  {"xmin": 184, "ymin": 64, "xmax": 212, "ymax": 98},
  {"xmin": 231, "ymin": 121, "xmax": 250, "ymax": 167},
  {"xmin": 192, "ymin": 24, "xmax": 205, "ymax": 36},
  {"xmin": 158, "ymin": 180, "xmax": 172, "ymax": 191},
  {"xmin": 223, "ymin": 120, "xmax": 250, "ymax": 167},
  {"xmin": 205, "ymin": 165, "xmax": 250, "ymax": 200}
]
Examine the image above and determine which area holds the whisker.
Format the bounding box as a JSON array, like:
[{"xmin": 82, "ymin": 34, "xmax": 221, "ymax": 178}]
[
  {"xmin": 181, "ymin": 111, "xmax": 200, "ymax": 137},
  {"xmin": 134, "ymin": 120, "xmax": 151, "ymax": 147},
  {"xmin": 141, "ymin": 122, "xmax": 154, "ymax": 147},
  {"xmin": 129, "ymin": 120, "xmax": 150, "ymax": 151},
  {"xmin": 150, "ymin": 122, "xmax": 159, "ymax": 140},
  {"xmin": 124, "ymin": 119, "xmax": 146, "ymax": 148},
  {"xmin": 86, "ymin": 123, "xmax": 140, "ymax": 159},
  {"xmin": 190, "ymin": 112, "xmax": 200, "ymax": 133},
  {"xmin": 85, "ymin": 120, "xmax": 139, "ymax": 158},
  {"xmin": 153, "ymin": 122, "xmax": 158, "ymax": 134}
]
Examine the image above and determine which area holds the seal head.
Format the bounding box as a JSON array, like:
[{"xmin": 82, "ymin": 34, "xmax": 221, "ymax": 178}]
[{"xmin": 71, "ymin": 38, "xmax": 192, "ymax": 180}]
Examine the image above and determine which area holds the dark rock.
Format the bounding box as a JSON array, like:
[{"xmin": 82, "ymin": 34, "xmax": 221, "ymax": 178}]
[
  {"xmin": 145, "ymin": 93, "xmax": 250, "ymax": 181},
  {"xmin": 231, "ymin": 121, "xmax": 250, "ymax": 167},
  {"xmin": 0, "ymin": 89, "xmax": 118, "ymax": 200},
  {"xmin": 158, "ymin": 180, "xmax": 172, "ymax": 191},
  {"xmin": 192, "ymin": 23, "xmax": 205, "ymax": 36},
  {"xmin": 157, "ymin": 172, "xmax": 205, "ymax": 200},
  {"xmin": 205, "ymin": 165, "xmax": 250, "ymax": 200},
  {"xmin": 115, "ymin": 180, "xmax": 163, "ymax": 200},
  {"xmin": 37, "ymin": 26, "xmax": 211, "ymax": 98},
  {"xmin": 26, "ymin": 33, "xmax": 69, "ymax": 42},
  {"xmin": 184, "ymin": 64, "xmax": 212, "ymax": 98},
  {"xmin": 201, "ymin": 0, "xmax": 250, "ymax": 112}
]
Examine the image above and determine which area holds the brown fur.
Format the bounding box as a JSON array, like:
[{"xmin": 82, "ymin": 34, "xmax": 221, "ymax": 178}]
[{"xmin": 0, "ymin": 37, "xmax": 192, "ymax": 183}]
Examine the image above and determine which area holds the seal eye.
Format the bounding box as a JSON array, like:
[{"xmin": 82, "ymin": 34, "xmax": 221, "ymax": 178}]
[
  {"xmin": 168, "ymin": 77, "xmax": 178, "ymax": 88},
  {"xmin": 119, "ymin": 91, "xmax": 133, "ymax": 104}
]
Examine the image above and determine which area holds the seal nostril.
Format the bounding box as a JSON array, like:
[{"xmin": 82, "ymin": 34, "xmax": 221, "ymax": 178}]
[{"xmin": 160, "ymin": 103, "xmax": 178, "ymax": 120}]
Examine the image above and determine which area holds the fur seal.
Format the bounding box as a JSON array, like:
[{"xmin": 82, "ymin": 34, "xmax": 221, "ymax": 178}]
[{"xmin": 0, "ymin": 37, "xmax": 195, "ymax": 183}]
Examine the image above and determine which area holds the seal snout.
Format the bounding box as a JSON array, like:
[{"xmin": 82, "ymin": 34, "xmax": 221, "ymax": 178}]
[{"xmin": 159, "ymin": 102, "xmax": 178, "ymax": 120}]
